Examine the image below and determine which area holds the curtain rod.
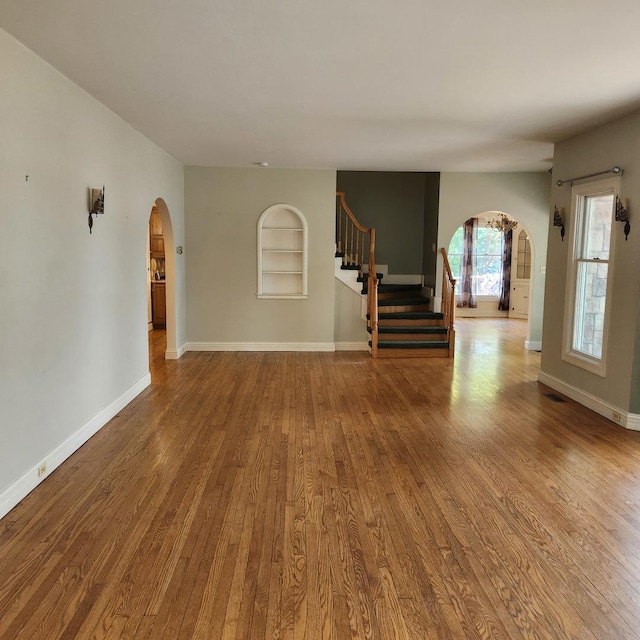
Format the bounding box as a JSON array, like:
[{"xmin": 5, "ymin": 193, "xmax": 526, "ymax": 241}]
[{"xmin": 556, "ymin": 166, "xmax": 622, "ymax": 187}]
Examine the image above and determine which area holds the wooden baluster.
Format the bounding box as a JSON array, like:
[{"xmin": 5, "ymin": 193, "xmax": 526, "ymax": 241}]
[
  {"xmin": 369, "ymin": 271, "xmax": 379, "ymax": 358},
  {"xmin": 336, "ymin": 197, "xmax": 342, "ymax": 255},
  {"xmin": 369, "ymin": 228, "xmax": 378, "ymax": 357},
  {"xmin": 350, "ymin": 220, "xmax": 355, "ymax": 268},
  {"xmin": 440, "ymin": 247, "xmax": 456, "ymax": 359},
  {"xmin": 342, "ymin": 208, "xmax": 347, "ymax": 267}
]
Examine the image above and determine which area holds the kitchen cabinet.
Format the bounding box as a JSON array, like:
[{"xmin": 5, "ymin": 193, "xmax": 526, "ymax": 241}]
[
  {"xmin": 510, "ymin": 283, "xmax": 529, "ymax": 318},
  {"xmin": 152, "ymin": 282, "xmax": 166, "ymax": 328}
]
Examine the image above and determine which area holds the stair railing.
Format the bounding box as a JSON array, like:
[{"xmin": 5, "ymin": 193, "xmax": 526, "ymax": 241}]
[
  {"xmin": 336, "ymin": 192, "xmax": 378, "ymax": 356},
  {"xmin": 440, "ymin": 247, "xmax": 456, "ymax": 358}
]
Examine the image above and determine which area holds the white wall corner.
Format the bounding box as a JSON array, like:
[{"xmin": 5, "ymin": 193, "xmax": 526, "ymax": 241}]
[
  {"xmin": 165, "ymin": 343, "xmax": 186, "ymax": 360},
  {"xmin": 335, "ymin": 257, "xmax": 363, "ymax": 295},
  {"xmin": 525, "ymin": 340, "xmax": 542, "ymax": 351},
  {"xmin": 624, "ymin": 413, "xmax": 640, "ymax": 431},
  {"xmin": 537, "ymin": 370, "xmax": 634, "ymax": 430},
  {"xmin": 0, "ymin": 373, "xmax": 151, "ymax": 521}
]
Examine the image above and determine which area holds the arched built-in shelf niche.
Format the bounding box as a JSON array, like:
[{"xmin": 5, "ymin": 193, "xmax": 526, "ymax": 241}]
[{"xmin": 257, "ymin": 204, "xmax": 308, "ymax": 299}]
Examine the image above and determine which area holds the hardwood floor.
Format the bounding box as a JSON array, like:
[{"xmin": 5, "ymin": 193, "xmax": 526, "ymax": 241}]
[{"xmin": 3, "ymin": 319, "xmax": 640, "ymax": 639}]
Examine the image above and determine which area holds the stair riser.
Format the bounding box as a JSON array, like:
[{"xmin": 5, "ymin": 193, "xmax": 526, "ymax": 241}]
[
  {"xmin": 376, "ymin": 334, "xmax": 447, "ymax": 341},
  {"xmin": 378, "ymin": 304, "xmax": 431, "ymax": 313},
  {"xmin": 376, "ymin": 291, "xmax": 425, "ymax": 300},
  {"xmin": 378, "ymin": 319, "xmax": 444, "ymax": 327}
]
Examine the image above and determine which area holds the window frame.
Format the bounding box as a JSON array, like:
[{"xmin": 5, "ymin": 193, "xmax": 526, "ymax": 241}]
[{"xmin": 561, "ymin": 177, "xmax": 618, "ymax": 376}]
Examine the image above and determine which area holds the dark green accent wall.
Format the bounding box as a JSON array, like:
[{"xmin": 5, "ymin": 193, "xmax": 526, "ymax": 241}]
[
  {"xmin": 336, "ymin": 171, "xmax": 439, "ymax": 282},
  {"xmin": 422, "ymin": 173, "xmax": 440, "ymax": 291}
]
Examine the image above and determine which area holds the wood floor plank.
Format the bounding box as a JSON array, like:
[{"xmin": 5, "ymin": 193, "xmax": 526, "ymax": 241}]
[{"xmin": 4, "ymin": 321, "xmax": 640, "ymax": 639}]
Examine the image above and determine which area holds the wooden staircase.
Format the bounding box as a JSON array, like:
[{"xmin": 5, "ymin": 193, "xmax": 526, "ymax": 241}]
[
  {"xmin": 336, "ymin": 192, "xmax": 456, "ymax": 359},
  {"xmin": 362, "ymin": 282, "xmax": 452, "ymax": 357}
]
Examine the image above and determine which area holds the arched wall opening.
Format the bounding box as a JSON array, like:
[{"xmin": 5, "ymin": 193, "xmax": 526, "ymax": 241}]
[
  {"xmin": 148, "ymin": 198, "xmax": 177, "ymax": 360},
  {"xmin": 444, "ymin": 210, "xmax": 536, "ymax": 341}
]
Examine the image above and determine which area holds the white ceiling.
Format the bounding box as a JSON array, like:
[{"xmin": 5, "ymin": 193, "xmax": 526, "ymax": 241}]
[{"xmin": 3, "ymin": 0, "xmax": 640, "ymax": 172}]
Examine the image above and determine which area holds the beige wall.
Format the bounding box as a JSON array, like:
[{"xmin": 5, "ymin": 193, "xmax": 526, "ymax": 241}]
[
  {"xmin": 438, "ymin": 172, "xmax": 551, "ymax": 347},
  {"xmin": 334, "ymin": 280, "xmax": 368, "ymax": 346},
  {"xmin": 542, "ymin": 110, "xmax": 640, "ymax": 413},
  {"xmin": 0, "ymin": 29, "xmax": 186, "ymax": 512},
  {"xmin": 185, "ymin": 167, "xmax": 336, "ymax": 346}
]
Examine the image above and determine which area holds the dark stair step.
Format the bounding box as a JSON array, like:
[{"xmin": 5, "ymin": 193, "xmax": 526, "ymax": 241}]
[
  {"xmin": 369, "ymin": 340, "xmax": 450, "ymax": 349},
  {"xmin": 369, "ymin": 339, "xmax": 451, "ymax": 357},
  {"xmin": 368, "ymin": 327, "xmax": 447, "ymax": 341},
  {"xmin": 362, "ymin": 283, "xmax": 422, "ymax": 296},
  {"xmin": 377, "ymin": 297, "xmax": 429, "ymax": 307},
  {"xmin": 371, "ymin": 326, "xmax": 447, "ymax": 335},
  {"xmin": 377, "ymin": 311, "xmax": 445, "ymax": 327},
  {"xmin": 378, "ymin": 311, "xmax": 443, "ymax": 320}
]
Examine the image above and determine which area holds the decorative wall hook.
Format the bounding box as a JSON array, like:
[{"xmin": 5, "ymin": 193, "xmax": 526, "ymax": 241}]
[
  {"xmin": 615, "ymin": 195, "xmax": 631, "ymax": 240},
  {"xmin": 553, "ymin": 205, "xmax": 565, "ymax": 241},
  {"xmin": 88, "ymin": 186, "xmax": 105, "ymax": 234}
]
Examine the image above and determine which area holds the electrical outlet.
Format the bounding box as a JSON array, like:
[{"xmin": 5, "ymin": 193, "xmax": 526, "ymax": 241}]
[
  {"xmin": 613, "ymin": 411, "xmax": 621, "ymax": 422},
  {"xmin": 37, "ymin": 463, "xmax": 47, "ymax": 477}
]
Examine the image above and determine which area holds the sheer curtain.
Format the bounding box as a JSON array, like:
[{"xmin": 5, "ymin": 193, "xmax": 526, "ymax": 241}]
[
  {"xmin": 498, "ymin": 229, "xmax": 513, "ymax": 311},
  {"xmin": 457, "ymin": 217, "xmax": 477, "ymax": 308}
]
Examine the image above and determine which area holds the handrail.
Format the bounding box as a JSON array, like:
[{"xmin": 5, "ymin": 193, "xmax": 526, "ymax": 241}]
[
  {"xmin": 440, "ymin": 247, "xmax": 456, "ymax": 358},
  {"xmin": 336, "ymin": 192, "xmax": 378, "ymax": 356},
  {"xmin": 336, "ymin": 192, "xmax": 371, "ymax": 234}
]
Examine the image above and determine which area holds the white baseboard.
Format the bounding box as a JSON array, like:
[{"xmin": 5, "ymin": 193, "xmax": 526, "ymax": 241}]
[
  {"xmin": 538, "ymin": 370, "xmax": 640, "ymax": 430},
  {"xmin": 185, "ymin": 342, "xmax": 336, "ymax": 352},
  {"xmin": 165, "ymin": 343, "xmax": 186, "ymax": 360},
  {"xmin": 525, "ymin": 340, "xmax": 542, "ymax": 351},
  {"xmin": 0, "ymin": 373, "xmax": 151, "ymax": 521},
  {"xmin": 335, "ymin": 342, "xmax": 369, "ymax": 351}
]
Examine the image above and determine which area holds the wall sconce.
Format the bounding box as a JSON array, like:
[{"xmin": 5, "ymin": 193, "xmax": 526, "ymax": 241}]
[
  {"xmin": 553, "ymin": 205, "xmax": 565, "ymax": 241},
  {"xmin": 88, "ymin": 186, "xmax": 104, "ymax": 234},
  {"xmin": 615, "ymin": 196, "xmax": 631, "ymax": 240}
]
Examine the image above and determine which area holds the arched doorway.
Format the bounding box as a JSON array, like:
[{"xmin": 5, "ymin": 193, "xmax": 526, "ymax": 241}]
[
  {"xmin": 147, "ymin": 198, "xmax": 178, "ymax": 361},
  {"xmin": 446, "ymin": 211, "xmax": 536, "ymax": 345}
]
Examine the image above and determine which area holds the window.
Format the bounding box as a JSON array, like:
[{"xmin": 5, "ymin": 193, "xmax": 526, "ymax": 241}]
[
  {"xmin": 448, "ymin": 223, "xmax": 504, "ymax": 296},
  {"xmin": 516, "ymin": 229, "xmax": 531, "ymax": 279},
  {"xmin": 562, "ymin": 178, "xmax": 617, "ymax": 375}
]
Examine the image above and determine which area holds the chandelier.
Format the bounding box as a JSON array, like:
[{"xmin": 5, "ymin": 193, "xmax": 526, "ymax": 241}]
[{"xmin": 486, "ymin": 213, "xmax": 518, "ymax": 234}]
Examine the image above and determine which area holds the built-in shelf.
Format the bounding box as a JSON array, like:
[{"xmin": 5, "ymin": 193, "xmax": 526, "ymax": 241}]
[{"xmin": 257, "ymin": 205, "xmax": 308, "ymax": 299}]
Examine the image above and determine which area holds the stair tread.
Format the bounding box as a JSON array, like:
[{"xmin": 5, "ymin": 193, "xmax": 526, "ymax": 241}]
[
  {"xmin": 378, "ymin": 297, "xmax": 429, "ymax": 306},
  {"xmin": 370, "ymin": 340, "xmax": 450, "ymax": 349},
  {"xmin": 365, "ymin": 284, "xmax": 422, "ymax": 293},
  {"xmin": 378, "ymin": 311, "xmax": 444, "ymax": 319}
]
